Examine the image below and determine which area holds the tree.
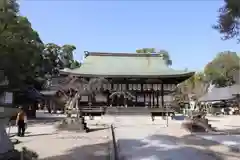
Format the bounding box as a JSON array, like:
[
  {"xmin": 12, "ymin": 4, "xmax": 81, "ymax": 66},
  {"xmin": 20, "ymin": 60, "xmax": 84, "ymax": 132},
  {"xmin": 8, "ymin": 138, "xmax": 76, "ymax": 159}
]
[
  {"xmin": 158, "ymin": 50, "xmax": 172, "ymax": 66},
  {"xmin": 136, "ymin": 48, "xmax": 172, "ymax": 66},
  {"xmin": 70, "ymin": 60, "xmax": 81, "ymax": 69},
  {"xmin": 204, "ymin": 51, "xmax": 240, "ymax": 87},
  {"xmin": 214, "ymin": 0, "xmax": 240, "ymax": 42},
  {"xmin": 0, "ymin": 0, "xmax": 19, "ymax": 35},
  {"xmin": 53, "ymin": 76, "xmax": 108, "ymax": 115},
  {"xmin": 61, "ymin": 45, "xmax": 80, "ymax": 69},
  {"xmin": 42, "ymin": 43, "xmax": 62, "ymax": 77},
  {"xmin": 60, "ymin": 44, "xmax": 81, "ymax": 69},
  {"xmin": 174, "ymin": 72, "xmax": 209, "ymax": 109},
  {"xmin": 0, "ymin": 0, "xmax": 44, "ymax": 89},
  {"xmin": 52, "ymin": 76, "xmax": 108, "ymax": 131},
  {"xmin": 42, "ymin": 43, "xmax": 81, "ymax": 79}
]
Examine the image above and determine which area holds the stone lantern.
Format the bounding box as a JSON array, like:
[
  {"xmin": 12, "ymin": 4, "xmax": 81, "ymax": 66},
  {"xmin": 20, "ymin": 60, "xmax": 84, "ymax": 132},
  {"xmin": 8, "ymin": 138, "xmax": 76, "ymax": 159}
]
[{"xmin": 0, "ymin": 72, "xmax": 18, "ymax": 154}]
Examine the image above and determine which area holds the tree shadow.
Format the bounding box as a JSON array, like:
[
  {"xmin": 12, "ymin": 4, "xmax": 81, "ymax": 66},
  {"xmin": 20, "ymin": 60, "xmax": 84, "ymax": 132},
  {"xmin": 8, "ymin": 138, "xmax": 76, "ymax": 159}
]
[
  {"xmin": 149, "ymin": 134, "xmax": 227, "ymax": 148},
  {"xmin": 224, "ymin": 125, "xmax": 240, "ymax": 128},
  {"xmin": 8, "ymin": 132, "xmax": 32, "ymax": 138},
  {"xmin": 23, "ymin": 133, "xmax": 57, "ymax": 137},
  {"xmin": 8, "ymin": 116, "xmax": 64, "ymax": 127},
  {"xmin": 38, "ymin": 142, "xmax": 110, "ymax": 160},
  {"xmin": 117, "ymin": 134, "xmax": 240, "ymax": 160},
  {"xmin": 172, "ymin": 115, "xmax": 185, "ymax": 121},
  {"xmin": 216, "ymin": 127, "xmax": 240, "ymax": 135},
  {"xmin": 29, "ymin": 133, "xmax": 240, "ymax": 160},
  {"xmin": 55, "ymin": 123, "xmax": 109, "ymax": 133},
  {"xmin": 208, "ymin": 119, "xmax": 221, "ymax": 122},
  {"xmin": 88, "ymin": 127, "xmax": 108, "ymax": 132},
  {"xmin": 27, "ymin": 117, "xmax": 64, "ymax": 125}
]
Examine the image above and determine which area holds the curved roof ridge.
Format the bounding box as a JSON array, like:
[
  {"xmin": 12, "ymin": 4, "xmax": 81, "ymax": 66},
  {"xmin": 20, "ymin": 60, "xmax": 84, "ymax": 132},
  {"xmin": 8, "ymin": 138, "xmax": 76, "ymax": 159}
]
[{"xmin": 85, "ymin": 51, "xmax": 164, "ymax": 57}]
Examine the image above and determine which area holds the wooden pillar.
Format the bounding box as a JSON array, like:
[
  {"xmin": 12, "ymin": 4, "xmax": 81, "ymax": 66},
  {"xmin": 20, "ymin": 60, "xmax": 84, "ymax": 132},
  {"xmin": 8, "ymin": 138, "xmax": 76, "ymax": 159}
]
[
  {"xmin": 126, "ymin": 79, "xmax": 129, "ymax": 108},
  {"xmin": 111, "ymin": 82, "xmax": 113, "ymax": 107},
  {"xmin": 135, "ymin": 92, "xmax": 137, "ymax": 107},
  {"xmin": 141, "ymin": 84, "xmax": 146, "ymax": 107},
  {"xmin": 157, "ymin": 91, "xmax": 159, "ymax": 107},
  {"xmin": 87, "ymin": 95, "xmax": 90, "ymax": 108},
  {"xmin": 52, "ymin": 100, "xmax": 56, "ymax": 113},
  {"xmin": 161, "ymin": 83, "xmax": 164, "ymax": 108},
  {"xmin": 152, "ymin": 91, "xmax": 155, "ymax": 107}
]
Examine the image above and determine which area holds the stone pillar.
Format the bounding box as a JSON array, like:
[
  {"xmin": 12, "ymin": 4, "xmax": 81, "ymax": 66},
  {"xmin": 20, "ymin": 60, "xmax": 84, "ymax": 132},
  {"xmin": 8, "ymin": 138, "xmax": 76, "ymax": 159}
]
[
  {"xmin": 0, "ymin": 118, "xmax": 13, "ymax": 154},
  {"xmin": 0, "ymin": 107, "xmax": 18, "ymax": 154}
]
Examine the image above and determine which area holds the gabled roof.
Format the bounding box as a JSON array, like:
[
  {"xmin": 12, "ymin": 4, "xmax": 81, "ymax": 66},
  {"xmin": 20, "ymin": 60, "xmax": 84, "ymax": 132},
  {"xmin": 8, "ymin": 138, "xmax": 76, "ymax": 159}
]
[
  {"xmin": 60, "ymin": 52, "xmax": 194, "ymax": 81},
  {"xmin": 199, "ymin": 84, "xmax": 240, "ymax": 102}
]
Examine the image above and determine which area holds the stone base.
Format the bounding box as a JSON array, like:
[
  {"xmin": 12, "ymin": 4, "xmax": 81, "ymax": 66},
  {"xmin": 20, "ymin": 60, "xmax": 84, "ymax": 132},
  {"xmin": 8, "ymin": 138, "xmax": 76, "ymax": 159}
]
[
  {"xmin": 182, "ymin": 117, "xmax": 216, "ymax": 132},
  {"xmin": 56, "ymin": 117, "xmax": 89, "ymax": 132},
  {"xmin": 0, "ymin": 120, "xmax": 14, "ymax": 154}
]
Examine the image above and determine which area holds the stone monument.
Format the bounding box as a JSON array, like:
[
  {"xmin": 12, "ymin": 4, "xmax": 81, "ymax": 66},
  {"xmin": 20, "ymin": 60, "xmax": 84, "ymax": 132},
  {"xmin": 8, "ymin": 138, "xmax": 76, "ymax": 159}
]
[{"xmin": 0, "ymin": 71, "xmax": 18, "ymax": 154}]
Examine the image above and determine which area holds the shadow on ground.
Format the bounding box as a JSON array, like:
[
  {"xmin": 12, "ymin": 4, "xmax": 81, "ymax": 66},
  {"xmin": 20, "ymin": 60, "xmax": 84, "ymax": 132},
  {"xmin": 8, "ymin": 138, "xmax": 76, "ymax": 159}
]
[
  {"xmin": 35, "ymin": 134, "xmax": 240, "ymax": 160},
  {"xmin": 117, "ymin": 134, "xmax": 240, "ymax": 160},
  {"xmin": 9, "ymin": 132, "xmax": 31, "ymax": 137},
  {"xmin": 38, "ymin": 142, "xmax": 110, "ymax": 160},
  {"xmin": 23, "ymin": 133, "xmax": 57, "ymax": 137},
  {"xmin": 27, "ymin": 117, "xmax": 64, "ymax": 125},
  {"xmin": 8, "ymin": 116, "xmax": 64, "ymax": 126},
  {"xmin": 216, "ymin": 127, "xmax": 240, "ymax": 135},
  {"xmin": 172, "ymin": 115, "xmax": 185, "ymax": 121},
  {"xmin": 88, "ymin": 127, "xmax": 108, "ymax": 132}
]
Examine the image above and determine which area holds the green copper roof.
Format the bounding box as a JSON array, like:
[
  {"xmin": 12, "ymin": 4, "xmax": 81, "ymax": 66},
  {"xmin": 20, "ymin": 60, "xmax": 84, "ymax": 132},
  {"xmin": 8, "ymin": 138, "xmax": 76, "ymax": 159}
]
[{"xmin": 60, "ymin": 52, "xmax": 194, "ymax": 78}]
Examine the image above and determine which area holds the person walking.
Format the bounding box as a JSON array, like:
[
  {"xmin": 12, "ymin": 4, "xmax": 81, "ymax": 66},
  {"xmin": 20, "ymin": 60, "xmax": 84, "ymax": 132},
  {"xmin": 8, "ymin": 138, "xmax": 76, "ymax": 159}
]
[{"xmin": 16, "ymin": 106, "xmax": 27, "ymax": 137}]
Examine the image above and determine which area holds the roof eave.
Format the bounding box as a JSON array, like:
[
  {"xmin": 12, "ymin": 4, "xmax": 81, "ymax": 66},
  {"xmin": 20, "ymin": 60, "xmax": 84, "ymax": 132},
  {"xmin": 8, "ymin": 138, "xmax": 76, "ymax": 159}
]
[{"xmin": 59, "ymin": 71, "xmax": 194, "ymax": 81}]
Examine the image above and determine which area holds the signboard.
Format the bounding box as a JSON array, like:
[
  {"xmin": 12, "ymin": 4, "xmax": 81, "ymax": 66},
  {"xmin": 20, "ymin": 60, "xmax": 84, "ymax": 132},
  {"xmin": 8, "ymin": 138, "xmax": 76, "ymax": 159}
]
[
  {"xmin": 5, "ymin": 92, "xmax": 13, "ymax": 104},
  {"xmin": 0, "ymin": 92, "xmax": 13, "ymax": 104}
]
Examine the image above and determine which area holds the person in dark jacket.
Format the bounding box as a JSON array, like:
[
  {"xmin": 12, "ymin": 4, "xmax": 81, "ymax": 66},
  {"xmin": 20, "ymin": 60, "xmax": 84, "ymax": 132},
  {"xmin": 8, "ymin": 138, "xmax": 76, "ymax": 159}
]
[{"xmin": 16, "ymin": 106, "xmax": 27, "ymax": 137}]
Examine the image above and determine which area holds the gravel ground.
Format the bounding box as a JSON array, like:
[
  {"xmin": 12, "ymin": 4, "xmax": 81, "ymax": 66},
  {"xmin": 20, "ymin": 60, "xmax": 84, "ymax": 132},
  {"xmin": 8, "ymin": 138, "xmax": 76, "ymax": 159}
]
[
  {"xmin": 113, "ymin": 115, "xmax": 240, "ymax": 160},
  {"xmin": 7, "ymin": 112, "xmax": 111, "ymax": 160},
  {"xmin": 6, "ymin": 112, "xmax": 240, "ymax": 160}
]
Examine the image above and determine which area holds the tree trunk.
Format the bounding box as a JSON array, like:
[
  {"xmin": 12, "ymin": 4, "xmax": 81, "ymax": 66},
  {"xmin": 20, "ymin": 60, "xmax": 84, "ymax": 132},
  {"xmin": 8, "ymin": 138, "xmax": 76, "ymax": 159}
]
[{"xmin": 0, "ymin": 119, "xmax": 13, "ymax": 154}]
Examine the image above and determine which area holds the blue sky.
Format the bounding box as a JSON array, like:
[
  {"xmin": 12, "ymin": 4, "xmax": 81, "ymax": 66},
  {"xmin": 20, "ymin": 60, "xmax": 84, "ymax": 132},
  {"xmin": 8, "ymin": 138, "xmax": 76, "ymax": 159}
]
[{"xmin": 19, "ymin": 1, "xmax": 239, "ymax": 71}]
